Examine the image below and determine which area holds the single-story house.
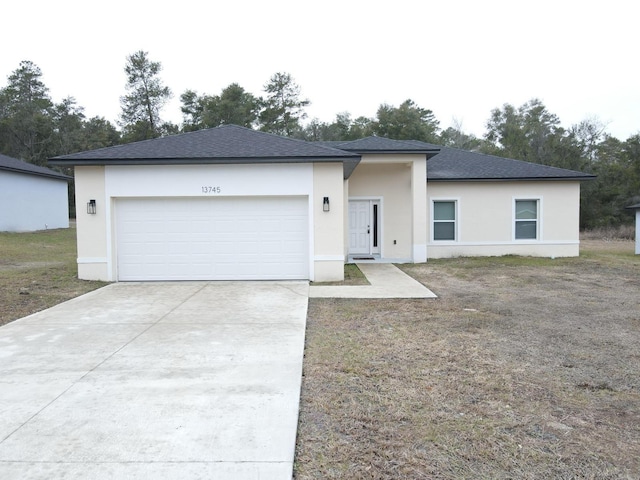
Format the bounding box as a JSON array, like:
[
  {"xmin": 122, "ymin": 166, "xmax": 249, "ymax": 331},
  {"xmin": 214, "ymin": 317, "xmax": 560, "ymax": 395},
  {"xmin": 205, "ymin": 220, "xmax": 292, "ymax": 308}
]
[
  {"xmin": 49, "ymin": 125, "xmax": 594, "ymax": 282},
  {"xmin": 0, "ymin": 153, "xmax": 70, "ymax": 232},
  {"xmin": 626, "ymin": 202, "xmax": 640, "ymax": 254}
]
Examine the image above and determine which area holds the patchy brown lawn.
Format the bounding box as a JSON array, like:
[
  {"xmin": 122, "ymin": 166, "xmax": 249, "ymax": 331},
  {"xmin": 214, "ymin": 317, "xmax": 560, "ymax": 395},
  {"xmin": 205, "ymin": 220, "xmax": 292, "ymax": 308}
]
[
  {"xmin": 295, "ymin": 241, "xmax": 640, "ymax": 479},
  {"xmin": 0, "ymin": 227, "xmax": 107, "ymax": 326},
  {"xmin": 2, "ymin": 228, "xmax": 639, "ymax": 477}
]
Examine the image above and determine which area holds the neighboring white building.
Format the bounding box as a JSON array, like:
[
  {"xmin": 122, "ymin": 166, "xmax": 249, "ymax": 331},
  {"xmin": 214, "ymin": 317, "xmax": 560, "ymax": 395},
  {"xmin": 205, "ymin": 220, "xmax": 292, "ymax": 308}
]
[
  {"xmin": 49, "ymin": 125, "xmax": 595, "ymax": 282},
  {"xmin": 627, "ymin": 203, "xmax": 640, "ymax": 255},
  {"xmin": 0, "ymin": 153, "xmax": 70, "ymax": 232}
]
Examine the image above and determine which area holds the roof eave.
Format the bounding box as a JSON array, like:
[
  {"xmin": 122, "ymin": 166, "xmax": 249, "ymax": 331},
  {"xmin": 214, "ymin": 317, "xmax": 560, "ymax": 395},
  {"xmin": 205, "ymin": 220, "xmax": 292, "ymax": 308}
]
[
  {"xmin": 0, "ymin": 166, "xmax": 72, "ymax": 181},
  {"xmin": 427, "ymin": 175, "xmax": 596, "ymax": 182},
  {"xmin": 48, "ymin": 155, "xmax": 361, "ymax": 167}
]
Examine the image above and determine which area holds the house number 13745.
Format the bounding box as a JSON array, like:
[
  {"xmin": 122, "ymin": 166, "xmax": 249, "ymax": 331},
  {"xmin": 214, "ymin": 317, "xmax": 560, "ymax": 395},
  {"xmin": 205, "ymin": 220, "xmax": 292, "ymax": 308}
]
[{"xmin": 202, "ymin": 186, "xmax": 221, "ymax": 194}]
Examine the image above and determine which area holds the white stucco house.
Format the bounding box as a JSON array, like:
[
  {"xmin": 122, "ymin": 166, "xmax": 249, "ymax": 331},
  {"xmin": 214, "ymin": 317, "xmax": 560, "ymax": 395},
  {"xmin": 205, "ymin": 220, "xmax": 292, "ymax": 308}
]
[
  {"xmin": 49, "ymin": 125, "xmax": 594, "ymax": 282},
  {"xmin": 0, "ymin": 153, "xmax": 70, "ymax": 232},
  {"xmin": 627, "ymin": 203, "xmax": 640, "ymax": 255}
]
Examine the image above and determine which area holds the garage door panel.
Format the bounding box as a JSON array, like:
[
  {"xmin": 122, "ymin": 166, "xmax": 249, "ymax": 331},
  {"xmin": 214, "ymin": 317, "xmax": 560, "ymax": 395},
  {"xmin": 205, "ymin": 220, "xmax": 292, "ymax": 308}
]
[{"xmin": 116, "ymin": 197, "xmax": 309, "ymax": 281}]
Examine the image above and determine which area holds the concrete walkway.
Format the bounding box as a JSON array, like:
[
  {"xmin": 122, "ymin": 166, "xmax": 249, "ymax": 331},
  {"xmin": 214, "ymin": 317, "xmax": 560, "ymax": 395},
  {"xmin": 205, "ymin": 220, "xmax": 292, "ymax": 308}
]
[
  {"xmin": 309, "ymin": 263, "xmax": 437, "ymax": 298},
  {"xmin": 0, "ymin": 281, "xmax": 309, "ymax": 480}
]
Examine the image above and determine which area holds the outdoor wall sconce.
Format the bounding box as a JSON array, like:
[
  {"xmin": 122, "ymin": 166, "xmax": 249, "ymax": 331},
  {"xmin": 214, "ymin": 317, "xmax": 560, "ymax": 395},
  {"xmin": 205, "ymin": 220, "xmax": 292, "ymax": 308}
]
[
  {"xmin": 87, "ymin": 199, "xmax": 96, "ymax": 215},
  {"xmin": 323, "ymin": 197, "xmax": 330, "ymax": 212}
]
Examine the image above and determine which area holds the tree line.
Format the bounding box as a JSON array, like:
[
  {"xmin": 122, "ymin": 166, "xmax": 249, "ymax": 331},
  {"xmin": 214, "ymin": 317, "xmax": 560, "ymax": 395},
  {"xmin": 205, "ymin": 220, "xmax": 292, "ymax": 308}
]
[{"xmin": 1, "ymin": 51, "xmax": 638, "ymax": 229}]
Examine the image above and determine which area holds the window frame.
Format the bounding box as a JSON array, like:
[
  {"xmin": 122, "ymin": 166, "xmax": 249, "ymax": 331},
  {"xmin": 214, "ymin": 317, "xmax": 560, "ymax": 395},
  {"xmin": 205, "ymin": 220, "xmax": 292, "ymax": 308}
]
[
  {"xmin": 431, "ymin": 198, "xmax": 458, "ymax": 242},
  {"xmin": 513, "ymin": 197, "xmax": 542, "ymax": 241}
]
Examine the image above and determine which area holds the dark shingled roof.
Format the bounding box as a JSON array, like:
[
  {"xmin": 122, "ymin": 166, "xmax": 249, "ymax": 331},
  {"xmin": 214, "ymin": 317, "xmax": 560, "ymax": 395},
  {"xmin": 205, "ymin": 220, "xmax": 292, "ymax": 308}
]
[
  {"xmin": 48, "ymin": 125, "xmax": 595, "ymax": 182},
  {"xmin": 0, "ymin": 153, "xmax": 70, "ymax": 181},
  {"xmin": 50, "ymin": 125, "xmax": 360, "ymax": 161},
  {"xmin": 427, "ymin": 146, "xmax": 595, "ymax": 181},
  {"xmin": 49, "ymin": 125, "xmax": 362, "ymax": 178},
  {"xmin": 319, "ymin": 136, "xmax": 440, "ymax": 156},
  {"xmin": 626, "ymin": 203, "xmax": 640, "ymax": 210}
]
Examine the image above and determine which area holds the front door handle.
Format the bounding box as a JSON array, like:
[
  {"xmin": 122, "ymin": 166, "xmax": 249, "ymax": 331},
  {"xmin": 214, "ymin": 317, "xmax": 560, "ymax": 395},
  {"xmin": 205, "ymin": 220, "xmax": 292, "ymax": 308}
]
[{"xmin": 367, "ymin": 225, "xmax": 370, "ymax": 234}]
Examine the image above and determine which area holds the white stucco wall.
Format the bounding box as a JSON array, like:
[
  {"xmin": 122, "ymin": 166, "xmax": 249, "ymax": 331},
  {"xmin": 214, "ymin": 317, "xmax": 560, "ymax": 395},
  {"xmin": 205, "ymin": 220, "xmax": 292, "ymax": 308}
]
[
  {"xmin": 75, "ymin": 166, "xmax": 108, "ymax": 280},
  {"xmin": 0, "ymin": 170, "xmax": 69, "ymax": 232},
  {"xmin": 411, "ymin": 156, "xmax": 427, "ymax": 262},
  {"xmin": 427, "ymin": 181, "xmax": 582, "ymax": 258},
  {"xmin": 348, "ymin": 154, "xmax": 427, "ymax": 260},
  {"xmin": 313, "ymin": 163, "xmax": 345, "ymax": 281},
  {"xmin": 74, "ymin": 163, "xmax": 345, "ymax": 282},
  {"xmin": 636, "ymin": 210, "xmax": 640, "ymax": 255}
]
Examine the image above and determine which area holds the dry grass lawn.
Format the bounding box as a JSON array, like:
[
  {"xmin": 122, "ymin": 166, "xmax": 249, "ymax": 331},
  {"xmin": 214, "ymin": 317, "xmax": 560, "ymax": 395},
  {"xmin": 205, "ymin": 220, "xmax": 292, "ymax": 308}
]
[
  {"xmin": 295, "ymin": 240, "xmax": 640, "ymax": 479},
  {"xmin": 0, "ymin": 227, "xmax": 107, "ymax": 326},
  {"xmin": 1, "ymin": 228, "xmax": 638, "ymax": 477}
]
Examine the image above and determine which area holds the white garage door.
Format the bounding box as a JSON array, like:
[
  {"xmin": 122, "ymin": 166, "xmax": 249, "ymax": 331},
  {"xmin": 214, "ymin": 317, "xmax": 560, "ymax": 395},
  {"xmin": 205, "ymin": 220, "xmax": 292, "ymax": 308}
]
[{"xmin": 116, "ymin": 196, "xmax": 309, "ymax": 281}]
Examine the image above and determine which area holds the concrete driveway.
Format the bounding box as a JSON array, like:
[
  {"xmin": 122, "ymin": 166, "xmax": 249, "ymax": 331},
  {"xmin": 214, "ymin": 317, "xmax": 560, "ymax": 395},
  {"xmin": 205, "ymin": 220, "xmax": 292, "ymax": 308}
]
[{"xmin": 0, "ymin": 281, "xmax": 309, "ymax": 480}]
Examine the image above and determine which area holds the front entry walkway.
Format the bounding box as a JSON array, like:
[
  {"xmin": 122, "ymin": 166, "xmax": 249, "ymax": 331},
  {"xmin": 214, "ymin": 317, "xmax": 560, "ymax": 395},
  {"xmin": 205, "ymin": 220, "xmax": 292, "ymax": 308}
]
[
  {"xmin": 309, "ymin": 263, "xmax": 437, "ymax": 299},
  {"xmin": 0, "ymin": 281, "xmax": 308, "ymax": 480}
]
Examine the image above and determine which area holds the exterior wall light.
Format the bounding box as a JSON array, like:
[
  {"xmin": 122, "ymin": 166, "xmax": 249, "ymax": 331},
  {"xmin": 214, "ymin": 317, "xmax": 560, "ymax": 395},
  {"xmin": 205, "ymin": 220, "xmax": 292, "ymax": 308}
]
[
  {"xmin": 87, "ymin": 199, "xmax": 97, "ymax": 215},
  {"xmin": 323, "ymin": 197, "xmax": 330, "ymax": 212}
]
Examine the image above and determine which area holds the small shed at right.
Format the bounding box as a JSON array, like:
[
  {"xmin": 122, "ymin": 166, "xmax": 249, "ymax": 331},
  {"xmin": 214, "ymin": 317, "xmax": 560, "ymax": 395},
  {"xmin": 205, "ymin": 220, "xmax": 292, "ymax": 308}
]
[{"xmin": 627, "ymin": 203, "xmax": 640, "ymax": 254}]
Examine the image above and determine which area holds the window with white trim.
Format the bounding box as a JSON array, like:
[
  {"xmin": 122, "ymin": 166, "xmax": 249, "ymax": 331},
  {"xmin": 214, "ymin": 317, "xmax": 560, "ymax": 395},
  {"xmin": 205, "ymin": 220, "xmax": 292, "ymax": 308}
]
[
  {"xmin": 433, "ymin": 200, "xmax": 456, "ymax": 241},
  {"xmin": 515, "ymin": 199, "xmax": 538, "ymax": 239}
]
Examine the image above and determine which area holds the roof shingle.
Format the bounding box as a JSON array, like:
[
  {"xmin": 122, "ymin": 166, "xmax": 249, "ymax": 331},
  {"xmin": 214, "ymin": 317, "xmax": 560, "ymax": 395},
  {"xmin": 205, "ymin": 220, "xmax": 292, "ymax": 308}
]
[
  {"xmin": 0, "ymin": 153, "xmax": 70, "ymax": 181},
  {"xmin": 320, "ymin": 136, "xmax": 441, "ymax": 154},
  {"xmin": 47, "ymin": 125, "xmax": 595, "ymax": 182},
  {"xmin": 50, "ymin": 125, "xmax": 359, "ymax": 162},
  {"xmin": 427, "ymin": 147, "xmax": 595, "ymax": 181}
]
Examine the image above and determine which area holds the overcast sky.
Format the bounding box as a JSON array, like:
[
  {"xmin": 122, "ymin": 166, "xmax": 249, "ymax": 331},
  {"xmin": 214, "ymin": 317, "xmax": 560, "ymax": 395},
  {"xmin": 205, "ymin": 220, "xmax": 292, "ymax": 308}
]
[{"xmin": 3, "ymin": 0, "xmax": 638, "ymax": 140}]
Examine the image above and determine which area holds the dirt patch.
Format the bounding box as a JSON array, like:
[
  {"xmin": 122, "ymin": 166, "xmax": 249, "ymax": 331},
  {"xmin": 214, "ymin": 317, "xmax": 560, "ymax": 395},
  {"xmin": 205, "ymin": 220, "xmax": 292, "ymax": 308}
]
[
  {"xmin": 0, "ymin": 261, "xmax": 64, "ymax": 271},
  {"xmin": 311, "ymin": 263, "xmax": 369, "ymax": 286},
  {"xmin": 295, "ymin": 243, "xmax": 640, "ymax": 478}
]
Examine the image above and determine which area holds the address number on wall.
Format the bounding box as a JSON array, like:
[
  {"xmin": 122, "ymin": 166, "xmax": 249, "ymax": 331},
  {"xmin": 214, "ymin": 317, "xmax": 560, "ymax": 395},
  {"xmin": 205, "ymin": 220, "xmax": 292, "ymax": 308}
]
[{"xmin": 201, "ymin": 186, "xmax": 222, "ymax": 194}]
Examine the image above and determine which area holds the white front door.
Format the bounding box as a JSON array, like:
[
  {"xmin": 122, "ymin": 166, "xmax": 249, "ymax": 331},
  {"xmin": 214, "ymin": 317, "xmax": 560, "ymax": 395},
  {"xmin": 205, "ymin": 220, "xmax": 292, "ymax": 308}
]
[{"xmin": 348, "ymin": 200, "xmax": 381, "ymax": 256}]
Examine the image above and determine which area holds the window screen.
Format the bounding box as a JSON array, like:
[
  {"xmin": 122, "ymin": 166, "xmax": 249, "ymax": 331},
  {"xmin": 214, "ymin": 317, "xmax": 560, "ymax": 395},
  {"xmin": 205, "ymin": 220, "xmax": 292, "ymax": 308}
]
[
  {"xmin": 433, "ymin": 201, "xmax": 456, "ymax": 241},
  {"xmin": 515, "ymin": 200, "xmax": 538, "ymax": 239}
]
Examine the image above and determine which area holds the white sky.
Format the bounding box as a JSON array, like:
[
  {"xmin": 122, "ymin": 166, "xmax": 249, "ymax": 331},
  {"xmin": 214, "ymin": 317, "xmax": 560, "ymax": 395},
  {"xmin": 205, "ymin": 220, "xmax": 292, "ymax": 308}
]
[{"xmin": 2, "ymin": 0, "xmax": 638, "ymax": 140}]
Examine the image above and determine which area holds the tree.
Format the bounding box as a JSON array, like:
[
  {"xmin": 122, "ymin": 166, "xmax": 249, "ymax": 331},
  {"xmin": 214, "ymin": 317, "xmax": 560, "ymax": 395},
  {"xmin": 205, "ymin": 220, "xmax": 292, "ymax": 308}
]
[
  {"xmin": 569, "ymin": 117, "xmax": 608, "ymax": 163},
  {"xmin": 483, "ymin": 98, "xmax": 565, "ymax": 165},
  {"xmin": 624, "ymin": 133, "xmax": 640, "ymax": 183},
  {"xmin": 120, "ymin": 50, "xmax": 171, "ymax": 142},
  {"xmin": 82, "ymin": 116, "xmax": 121, "ymax": 150},
  {"xmin": 579, "ymin": 134, "xmax": 637, "ymax": 228},
  {"xmin": 205, "ymin": 83, "xmax": 259, "ymax": 128},
  {"xmin": 0, "ymin": 60, "xmax": 55, "ymax": 165},
  {"xmin": 349, "ymin": 116, "xmax": 375, "ymax": 140},
  {"xmin": 180, "ymin": 83, "xmax": 259, "ymax": 132},
  {"xmin": 298, "ymin": 112, "xmax": 353, "ymax": 141},
  {"xmin": 51, "ymin": 97, "xmax": 86, "ymax": 156},
  {"xmin": 372, "ymin": 99, "xmax": 440, "ymax": 143},
  {"xmin": 439, "ymin": 118, "xmax": 482, "ymax": 150},
  {"xmin": 298, "ymin": 112, "xmax": 375, "ymax": 142},
  {"xmin": 180, "ymin": 89, "xmax": 207, "ymax": 131},
  {"xmin": 259, "ymin": 72, "xmax": 309, "ymax": 136}
]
